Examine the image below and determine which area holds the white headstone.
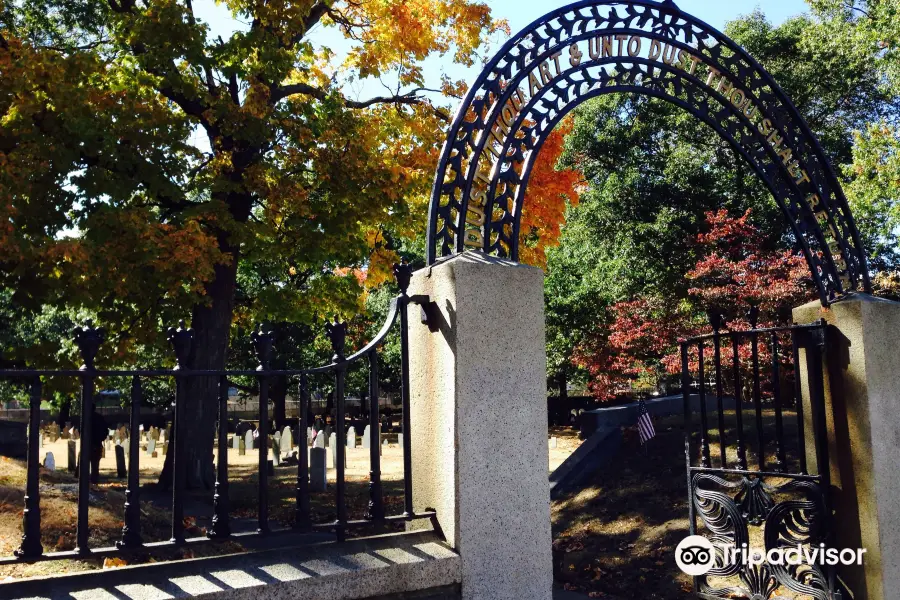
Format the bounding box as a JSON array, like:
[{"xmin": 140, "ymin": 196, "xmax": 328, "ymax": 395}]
[
  {"xmin": 38, "ymin": 432, "xmax": 43, "ymax": 449},
  {"xmin": 43, "ymin": 452, "xmax": 55, "ymax": 471},
  {"xmin": 314, "ymin": 430, "xmax": 326, "ymax": 449},
  {"xmin": 282, "ymin": 426, "xmax": 293, "ymax": 452},
  {"xmin": 147, "ymin": 439, "xmax": 156, "ymax": 455},
  {"xmin": 346, "ymin": 426, "xmax": 356, "ymax": 449},
  {"xmin": 329, "ymin": 433, "xmax": 338, "ymax": 468},
  {"xmin": 274, "ymin": 430, "xmax": 281, "ymax": 444},
  {"xmin": 362, "ymin": 425, "xmax": 370, "ymax": 450},
  {"xmin": 398, "ymin": 433, "xmax": 403, "ymax": 448},
  {"xmin": 307, "ymin": 427, "xmax": 314, "ymax": 445},
  {"xmin": 245, "ymin": 429, "xmax": 254, "ymax": 450},
  {"xmin": 233, "ymin": 434, "xmax": 240, "ymax": 450},
  {"xmin": 550, "ymin": 437, "xmax": 558, "ymax": 449}
]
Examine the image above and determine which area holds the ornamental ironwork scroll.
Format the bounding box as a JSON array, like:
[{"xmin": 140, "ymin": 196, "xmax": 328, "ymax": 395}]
[
  {"xmin": 426, "ymin": 0, "xmax": 871, "ymax": 304},
  {"xmin": 691, "ymin": 473, "xmax": 831, "ymax": 600}
]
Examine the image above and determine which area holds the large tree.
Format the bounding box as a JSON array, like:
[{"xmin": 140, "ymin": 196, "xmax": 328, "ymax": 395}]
[{"xmin": 0, "ymin": 0, "xmax": 506, "ymax": 486}]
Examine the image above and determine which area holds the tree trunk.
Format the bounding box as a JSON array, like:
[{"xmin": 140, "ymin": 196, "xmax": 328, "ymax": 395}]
[
  {"xmin": 271, "ymin": 375, "xmax": 288, "ymax": 431},
  {"xmin": 57, "ymin": 398, "xmax": 71, "ymax": 429},
  {"xmin": 159, "ymin": 248, "xmax": 239, "ymax": 490}
]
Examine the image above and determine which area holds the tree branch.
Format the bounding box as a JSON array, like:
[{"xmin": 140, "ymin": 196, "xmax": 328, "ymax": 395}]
[{"xmin": 272, "ymin": 83, "xmax": 450, "ymax": 121}]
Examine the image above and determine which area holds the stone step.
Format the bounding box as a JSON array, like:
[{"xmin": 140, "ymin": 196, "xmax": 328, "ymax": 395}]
[{"xmin": 2, "ymin": 531, "xmax": 459, "ymax": 600}]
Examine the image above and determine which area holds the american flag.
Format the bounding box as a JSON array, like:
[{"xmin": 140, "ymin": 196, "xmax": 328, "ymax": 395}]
[{"xmin": 637, "ymin": 397, "xmax": 656, "ymax": 445}]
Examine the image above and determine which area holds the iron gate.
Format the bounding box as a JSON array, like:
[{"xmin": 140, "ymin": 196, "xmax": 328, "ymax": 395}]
[{"xmin": 681, "ymin": 315, "xmax": 847, "ymax": 600}]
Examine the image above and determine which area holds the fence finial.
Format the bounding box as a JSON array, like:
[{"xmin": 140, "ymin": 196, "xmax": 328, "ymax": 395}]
[
  {"xmin": 251, "ymin": 323, "xmax": 275, "ymax": 370},
  {"xmin": 706, "ymin": 307, "xmax": 725, "ymax": 332},
  {"xmin": 393, "ymin": 262, "xmax": 412, "ymax": 295},
  {"xmin": 746, "ymin": 305, "xmax": 760, "ymax": 329},
  {"xmin": 325, "ymin": 320, "xmax": 347, "ymax": 362},
  {"xmin": 167, "ymin": 320, "xmax": 193, "ymax": 369},
  {"xmin": 73, "ymin": 321, "xmax": 106, "ymax": 371}
]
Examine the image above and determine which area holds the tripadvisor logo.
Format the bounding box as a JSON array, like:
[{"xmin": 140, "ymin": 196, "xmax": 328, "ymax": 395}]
[{"xmin": 675, "ymin": 535, "xmax": 866, "ymax": 576}]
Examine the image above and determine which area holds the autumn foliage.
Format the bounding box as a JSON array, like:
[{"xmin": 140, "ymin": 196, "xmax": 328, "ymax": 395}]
[
  {"xmin": 519, "ymin": 119, "xmax": 583, "ymax": 268},
  {"xmin": 574, "ymin": 210, "xmax": 814, "ymax": 400}
]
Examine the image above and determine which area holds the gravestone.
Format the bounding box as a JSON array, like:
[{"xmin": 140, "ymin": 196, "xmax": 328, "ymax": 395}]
[
  {"xmin": 162, "ymin": 441, "xmax": 169, "ymax": 455},
  {"xmin": 272, "ymin": 436, "xmax": 281, "ymax": 467},
  {"xmin": 313, "ymin": 431, "xmax": 326, "ymax": 449},
  {"xmin": 362, "ymin": 425, "xmax": 370, "ymax": 450},
  {"xmin": 67, "ymin": 440, "xmax": 77, "ymax": 473},
  {"xmin": 147, "ymin": 439, "xmax": 156, "ymax": 455},
  {"xmin": 239, "ymin": 438, "xmax": 246, "ymax": 456},
  {"xmin": 324, "ymin": 426, "xmax": 332, "ymax": 446},
  {"xmin": 398, "ymin": 433, "xmax": 403, "ymax": 448},
  {"xmin": 346, "ymin": 426, "xmax": 356, "ymax": 449},
  {"xmin": 282, "ymin": 426, "xmax": 292, "ymax": 451},
  {"xmin": 550, "ymin": 437, "xmax": 558, "ymax": 449},
  {"xmin": 232, "ymin": 435, "xmax": 240, "ymax": 451},
  {"xmin": 244, "ymin": 429, "xmax": 254, "ymax": 451},
  {"xmin": 307, "ymin": 427, "xmax": 314, "ymax": 445},
  {"xmin": 329, "ymin": 433, "xmax": 337, "ymax": 468},
  {"xmin": 43, "ymin": 452, "xmax": 55, "ymax": 471},
  {"xmin": 121, "ymin": 437, "xmax": 129, "ymax": 457},
  {"xmin": 310, "ymin": 447, "xmax": 327, "ymax": 492},
  {"xmin": 114, "ymin": 444, "xmax": 126, "ymax": 478},
  {"xmin": 38, "ymin": 429, "xmax": 43, "ymax": 450}
]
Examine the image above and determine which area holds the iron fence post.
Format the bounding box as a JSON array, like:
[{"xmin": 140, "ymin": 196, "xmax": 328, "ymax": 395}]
[
  {"xmin": 74, "ymin": 322, "xmax": 104, "ymax": 555},
  {"xmin": 15, "ymin": 376, "xmax": 43, "ymax": 559},
  {"xmin": 326, "ymin": 320, "xmax": 348, "ymax": 541},
  {"xmin": 252, "ymin": 324, "xmax": 274, "ymax": 535},
  {"xmin": 296, "ymin": 373, "xmax": 311, "ymax": 531},
  {"xmin": 395, "ymin": 263, "xmax": 414, "ymax": 517},
  {"xmin": 366, "ymin": 350, "xmax": 385, "ymax": 522},
  {"xmin": 117, "ymin": 375, "xmax": 143, "ymax": 549},
  {"xmin": 168, "ymin": 321, "xmax": 192, "ymax": 545},
  {"xmin": 210, "ymin": 375, "xmax": 231, "ymax": 538}
]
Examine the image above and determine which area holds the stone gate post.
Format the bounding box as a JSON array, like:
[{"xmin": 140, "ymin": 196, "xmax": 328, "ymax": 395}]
[
  {"xmin": 794, "ymin": 294, "xmax": 900, "ymax": 600},
  {"xmin": 407, "ymin": 252, "xmax": 553, "ymax": 600}
]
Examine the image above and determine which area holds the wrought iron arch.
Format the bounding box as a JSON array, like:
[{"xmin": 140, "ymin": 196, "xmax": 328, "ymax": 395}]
[{"xmin": 426, "ymin": 0, "xmax": 871, "ymax": 304}]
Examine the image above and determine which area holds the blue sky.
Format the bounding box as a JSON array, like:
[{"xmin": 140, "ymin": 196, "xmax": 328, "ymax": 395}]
[{"xmin": 193, "ymin": 0, "xmax": 811, "ymax": 95}]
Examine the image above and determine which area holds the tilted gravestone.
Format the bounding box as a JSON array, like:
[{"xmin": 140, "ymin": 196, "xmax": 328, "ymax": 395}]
[
  {"xmin": 115, "ymin": 444, "xmax": 127, "ymax": 478},
  {"xmin": 309, "ymin": 447, "xmax": 326, "ymax": 492},
  {"xmin": 272, "ymin": 436, "xmax": 281, "ymax": 467},
  {"xmin": 67, "ymin": 440, "xmax": 77, "ymax": 473}
]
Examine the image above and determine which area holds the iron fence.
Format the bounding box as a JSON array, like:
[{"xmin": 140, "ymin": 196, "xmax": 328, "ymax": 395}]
[
  {"xmin": 681, "ymin": 314, "xmax": 845, "ymax": 599},
  {"xmin": 1, "ymin": 263, "xmax": 436, "ymax": 563}
]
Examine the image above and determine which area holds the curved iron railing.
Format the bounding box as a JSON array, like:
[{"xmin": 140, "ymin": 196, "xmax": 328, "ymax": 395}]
[{"xmin": 0, "ymin": 263, "xmax": 434, "ymax": 564}]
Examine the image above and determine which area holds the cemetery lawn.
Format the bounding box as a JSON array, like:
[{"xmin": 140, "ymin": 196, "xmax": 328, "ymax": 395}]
[{"xmin": 551, "ymin": 409, "xmax": 800, "ymax": 599}]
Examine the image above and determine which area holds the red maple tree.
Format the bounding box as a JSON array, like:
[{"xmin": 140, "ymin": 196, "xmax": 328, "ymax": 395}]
[{"xmin": 574, "ymin": 210, "xmax": 814, "ymax": 400}]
